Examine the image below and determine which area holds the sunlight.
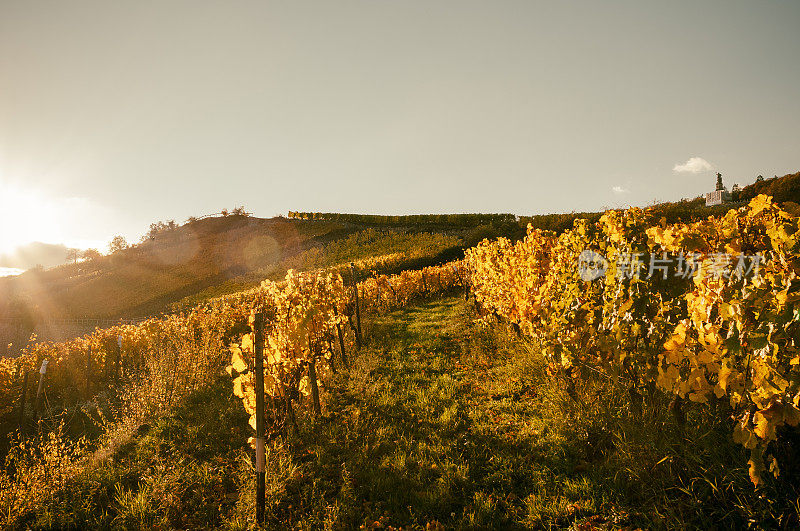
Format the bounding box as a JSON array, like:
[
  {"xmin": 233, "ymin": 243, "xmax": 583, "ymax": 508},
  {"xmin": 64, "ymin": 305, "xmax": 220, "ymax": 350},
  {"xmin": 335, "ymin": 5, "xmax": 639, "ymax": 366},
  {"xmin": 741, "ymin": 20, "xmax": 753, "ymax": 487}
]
[{"xmin": 0, "ymin": 181, "xmax": 62, "ymax": 255}]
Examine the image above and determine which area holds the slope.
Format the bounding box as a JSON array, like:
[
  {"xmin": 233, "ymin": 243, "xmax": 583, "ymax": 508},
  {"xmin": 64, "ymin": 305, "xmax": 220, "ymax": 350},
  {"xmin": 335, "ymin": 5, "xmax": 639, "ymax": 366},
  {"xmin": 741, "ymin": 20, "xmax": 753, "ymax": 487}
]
[{"xmin": 10, "ymin": 296, "xmax": 790, "ymax": 529}]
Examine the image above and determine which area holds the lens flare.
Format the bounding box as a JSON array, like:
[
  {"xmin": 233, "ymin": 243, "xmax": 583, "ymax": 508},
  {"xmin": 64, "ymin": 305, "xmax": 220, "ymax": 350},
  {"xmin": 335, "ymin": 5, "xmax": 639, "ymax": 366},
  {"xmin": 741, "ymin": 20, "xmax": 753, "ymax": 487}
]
[{"xmin": 0, "ymin": 182, "xmax": 62, "ymax": 255}]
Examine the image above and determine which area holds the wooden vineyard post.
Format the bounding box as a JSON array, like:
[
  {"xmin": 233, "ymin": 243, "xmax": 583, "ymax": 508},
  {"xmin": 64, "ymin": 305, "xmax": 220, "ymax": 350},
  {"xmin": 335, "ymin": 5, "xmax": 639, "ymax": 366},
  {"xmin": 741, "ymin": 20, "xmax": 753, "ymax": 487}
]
[
  {"xmin": 333, "ymin": 307, "xmax": 348, "ymax": 368},
  {"xmin": 18, "ymin": 371, "xmax": 29, "ymax": 432},
  {"xmin": 350, "ymin": 263, "xmax": 362, "ymax": 347},
  {"xmin": 307, "ymin": 336, "xmax": 321, "ymax": 416},
  {"xmin": 349, "ymin": 315, "xmax": 361, "ymax": 350},
  {"xmin": 33, "ymin": 359, "xmax": 48, "ymax": 425},
  {"xmin": 252, "ymin": 312, "xmax": 266, "ymax": 525}
]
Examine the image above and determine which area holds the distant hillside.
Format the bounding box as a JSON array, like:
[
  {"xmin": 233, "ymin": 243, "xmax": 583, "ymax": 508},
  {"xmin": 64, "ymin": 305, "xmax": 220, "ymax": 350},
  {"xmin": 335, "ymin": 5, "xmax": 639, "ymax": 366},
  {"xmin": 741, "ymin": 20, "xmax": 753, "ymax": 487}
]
[
  {"xmin": 287, "ymin": 212, "xmax": 516, "ymax": 227},
  {"xmin": 0, "ymin": 213, "xmax": 479, "ymax": 352},
  {"xmin": 174, "ymin": 228, "xmax": 463, "ymax": 308},
  {"xmin": 0, "ymin": 215, "xmax": 357, "ymax": 324},
  {"xmin": 519, "ymin": 170, "xmax": 800, "ymax": 232},
  {"xmin": 737, "ymin": 171, "xmax": 800, "ymax": 204}
]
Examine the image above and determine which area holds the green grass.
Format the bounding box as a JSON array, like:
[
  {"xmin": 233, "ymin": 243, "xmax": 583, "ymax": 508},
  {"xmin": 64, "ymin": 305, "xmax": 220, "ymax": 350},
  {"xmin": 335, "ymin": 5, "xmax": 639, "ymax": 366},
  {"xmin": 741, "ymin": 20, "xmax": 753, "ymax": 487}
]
[{"xmin": 11, "ymin": 296, "xmax": 799, "ymax": 529}]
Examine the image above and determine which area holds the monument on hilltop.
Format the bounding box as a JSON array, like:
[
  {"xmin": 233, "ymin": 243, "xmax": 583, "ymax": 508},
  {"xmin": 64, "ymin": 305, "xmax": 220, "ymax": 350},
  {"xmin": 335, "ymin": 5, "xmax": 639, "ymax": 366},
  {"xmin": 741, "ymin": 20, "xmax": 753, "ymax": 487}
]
[{"xmin": 705, "ymin": 173, "xmax": 731, "ymax": 206}]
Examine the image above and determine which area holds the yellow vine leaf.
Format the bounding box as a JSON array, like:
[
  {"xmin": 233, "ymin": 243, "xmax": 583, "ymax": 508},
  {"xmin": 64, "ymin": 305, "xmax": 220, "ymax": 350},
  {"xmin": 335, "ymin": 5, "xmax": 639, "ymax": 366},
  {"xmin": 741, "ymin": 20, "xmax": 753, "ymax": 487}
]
[
  {"xmin": 748, "ymin": 448, "xmax": 765, "ymax": 487},
  {"xmin": 748, "ymin": 194, "xmax": 772, "ymax": 217},
  {"xmin": 753, "ymin": 411, "xmax": 776, "ymax": 441},
  {"xmin": 229, "ymin": 349, "xmax": 248, "ymax": 373},
  {"xmin": 233, "ymin": 374, "xmax": 248, "ymax": 398}
]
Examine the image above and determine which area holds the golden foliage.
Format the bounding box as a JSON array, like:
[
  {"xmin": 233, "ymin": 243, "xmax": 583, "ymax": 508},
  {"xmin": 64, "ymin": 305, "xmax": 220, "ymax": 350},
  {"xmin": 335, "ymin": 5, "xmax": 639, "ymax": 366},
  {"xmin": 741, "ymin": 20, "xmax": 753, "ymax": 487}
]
[{"xmin": 465, "ymin": 195, "xmax": 800, "ymax": 486}]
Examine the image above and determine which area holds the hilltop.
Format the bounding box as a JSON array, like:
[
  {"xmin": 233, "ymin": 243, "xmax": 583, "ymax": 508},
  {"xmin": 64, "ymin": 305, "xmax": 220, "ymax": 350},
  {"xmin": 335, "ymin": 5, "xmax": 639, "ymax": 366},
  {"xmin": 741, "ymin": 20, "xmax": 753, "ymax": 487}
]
[{"xmin": 1, "ymin": 216, "xmax": 342, "ymax": 321}]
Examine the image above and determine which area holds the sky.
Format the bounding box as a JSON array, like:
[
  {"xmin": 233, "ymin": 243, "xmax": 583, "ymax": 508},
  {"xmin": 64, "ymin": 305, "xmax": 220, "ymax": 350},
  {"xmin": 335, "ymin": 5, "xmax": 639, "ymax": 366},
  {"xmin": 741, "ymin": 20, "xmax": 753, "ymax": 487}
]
[{"xmin": 0, "ymin": 0, "xmax": 798, "ymax": 256}]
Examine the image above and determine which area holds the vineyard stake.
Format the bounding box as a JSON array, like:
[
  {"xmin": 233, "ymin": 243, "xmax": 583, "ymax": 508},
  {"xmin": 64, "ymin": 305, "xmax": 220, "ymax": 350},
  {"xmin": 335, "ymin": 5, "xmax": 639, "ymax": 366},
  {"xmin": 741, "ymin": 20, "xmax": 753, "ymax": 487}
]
[
  {"xmin": 253, "ymin": 312, "xmax": 266, "ymax": 525},
  {"xmin": 350, "ymin": 263, "xmax": 362, "ymax": 347},
  {"xmin": 33, "ymin": 359, "xmax": 48, "ymax": 425},
  {"xmin": 308, "ymin": 361, "xmax": 321, "ymax": 416},
  {"xmin": 307, "ymin": 333, "xmax": 322, "ymax": 416},
  {"xmin": 349, "ymin": 314, "xmax": 361, "ymax": 350},
  {"xmin": 18, "ymin": 371, "xmax": 29, "ymax": 432},
  {"xmin": 333, "ymin": 307, "xmax": 348, "ymax": 368}
]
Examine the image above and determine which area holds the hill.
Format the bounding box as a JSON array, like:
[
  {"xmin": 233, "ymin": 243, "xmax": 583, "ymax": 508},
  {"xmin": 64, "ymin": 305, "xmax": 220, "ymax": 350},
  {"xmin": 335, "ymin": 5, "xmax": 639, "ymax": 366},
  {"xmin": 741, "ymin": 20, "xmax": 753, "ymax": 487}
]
[
  {"xmin": 5, "ymin": 297, "xmax": 795, "ymax": 529},
  {"xmin": 0, "ymin": 214, "xmax": 472, "ymax": 352},
  {"xmin": 737, "ymin": 171, "xmax": 800, "ymax": 206},
  {"xmin": 2, "ymin": 192, "xmax": 800, "ymax": 528},
  {"xmin": 0, "ymin": 215, "xmax": 344, "ymax": 321},
  {"xmin": 2, "ymin": 169, "xmax": 797, "ymax": 352}
]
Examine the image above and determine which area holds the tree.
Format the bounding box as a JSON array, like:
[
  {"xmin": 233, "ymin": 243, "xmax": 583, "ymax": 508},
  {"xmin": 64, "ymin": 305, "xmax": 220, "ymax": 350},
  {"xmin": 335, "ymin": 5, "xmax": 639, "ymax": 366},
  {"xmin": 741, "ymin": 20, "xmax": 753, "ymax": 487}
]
[
  {"xmin": 81, "ymin": 248, "xmax": 102, "ymax": 261},
  {"xmin": 109, "ymin": 235, "xmax": 128, "ymax": 253},
  {"xmin": 66, "ymin": 248, "xmax": 79, "ymax": 264},
  {"xmin": 141, "ymin": 220, "xmax": 177, "ymax": 242}
]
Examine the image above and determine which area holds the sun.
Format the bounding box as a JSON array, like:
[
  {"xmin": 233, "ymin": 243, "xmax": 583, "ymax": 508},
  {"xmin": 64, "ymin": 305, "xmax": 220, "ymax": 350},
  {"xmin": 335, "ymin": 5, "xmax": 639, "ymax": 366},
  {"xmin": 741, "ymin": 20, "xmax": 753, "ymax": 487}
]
[{"xmin": 0, "ymin": 181, "xmax": 62, "ymax": 256}]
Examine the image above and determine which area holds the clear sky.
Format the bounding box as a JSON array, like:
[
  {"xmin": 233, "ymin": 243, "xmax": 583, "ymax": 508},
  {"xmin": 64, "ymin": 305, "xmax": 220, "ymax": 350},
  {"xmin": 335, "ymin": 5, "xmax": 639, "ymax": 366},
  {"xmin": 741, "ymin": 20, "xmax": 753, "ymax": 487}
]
[{"xmin": 0, "ymin": 0, "xmax": 798, "ymax": 253}]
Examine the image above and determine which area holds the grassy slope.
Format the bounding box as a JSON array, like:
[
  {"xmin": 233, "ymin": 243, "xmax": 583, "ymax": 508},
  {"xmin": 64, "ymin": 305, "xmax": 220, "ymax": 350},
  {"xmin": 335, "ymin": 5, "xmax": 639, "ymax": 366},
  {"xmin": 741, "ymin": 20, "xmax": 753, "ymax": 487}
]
[
  {"xmin": 0, "ymin": 219, "xmax": 472, "ymax": 333},
  {"xmin": 16, "ymin": 296, "xmax": 791, "ymax": 530},
  {"xmin": 175, "ymin": 229, "xmax": 463, "ymax": 308},
  {"xmin": 0, "ymin": 216, "xmax": 353, "ymax": 321}
]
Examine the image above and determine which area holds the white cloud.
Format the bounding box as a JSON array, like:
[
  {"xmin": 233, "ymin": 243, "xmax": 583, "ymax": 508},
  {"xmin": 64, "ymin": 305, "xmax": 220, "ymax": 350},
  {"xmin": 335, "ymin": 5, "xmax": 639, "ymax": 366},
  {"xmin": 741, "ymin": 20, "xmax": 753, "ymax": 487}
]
[
  {"xmin": 612, "ymin": 185, "xmax": 630, "ymax": 195},
  {"xmin": 673, "ymin": 156, "xmax": 714, "ymax": 174}
]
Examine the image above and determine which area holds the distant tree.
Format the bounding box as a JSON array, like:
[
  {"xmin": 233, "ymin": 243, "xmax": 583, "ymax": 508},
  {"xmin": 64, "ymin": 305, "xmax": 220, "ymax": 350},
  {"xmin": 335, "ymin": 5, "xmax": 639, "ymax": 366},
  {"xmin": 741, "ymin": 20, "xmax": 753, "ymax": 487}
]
[
  {"xmin": 141, "ymin": 220, "xmax": 178, "ymax": 242},
  {"xmin": 221, "ymin": 209, "xmax": 229, "ymax": 217},
  {"xmin": 232, "ymin": 206, "xmax": 248, "ymax": 216},
  {"xmin": 66, "ymin": 248, "xmax": 80, "ymax": 264},
  {"xmin": 81, "ymin": 248, "xmax": 102, "ymax": 261},
  {"xmin": 756, "ymin": 175, "xmax": 764, "ymax": 182},
  {"xmin": 109, "ymin": 235, "xmax": 128, "ymax": 253},
  {"xmin": 186, "ymin": 216, "xmax": 198, "ymax": 224},
  {"xmin": 145, "ymin": 222, "xmax": 164, "ymax": 241}
]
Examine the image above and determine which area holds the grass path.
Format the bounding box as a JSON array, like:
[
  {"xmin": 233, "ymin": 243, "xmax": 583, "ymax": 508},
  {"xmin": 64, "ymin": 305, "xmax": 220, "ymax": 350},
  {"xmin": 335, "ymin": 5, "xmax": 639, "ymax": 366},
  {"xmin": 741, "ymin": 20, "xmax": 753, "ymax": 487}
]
[
  {"xmin": 274, "ymin": 296, "xmax": 618, "ymax": 529},
  {"xmin": 19, "ymin": 297, "xmax": 647, "ymax": 529}
]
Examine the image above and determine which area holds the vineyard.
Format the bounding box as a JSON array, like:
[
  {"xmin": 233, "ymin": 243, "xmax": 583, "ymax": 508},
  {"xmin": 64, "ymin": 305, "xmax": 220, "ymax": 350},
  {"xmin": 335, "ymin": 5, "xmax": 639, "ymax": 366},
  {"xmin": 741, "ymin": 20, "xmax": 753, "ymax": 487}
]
[
  {"xmin": 0, "ymin": 194, "xmax": 799, "ymax": 528},
  {"xmin": 466, "ymin": 194, "xmax": 800, "ymax": 488},
  {"xmin": 286, "ymin": 212, "xmax": 516, "ymax": 227}
]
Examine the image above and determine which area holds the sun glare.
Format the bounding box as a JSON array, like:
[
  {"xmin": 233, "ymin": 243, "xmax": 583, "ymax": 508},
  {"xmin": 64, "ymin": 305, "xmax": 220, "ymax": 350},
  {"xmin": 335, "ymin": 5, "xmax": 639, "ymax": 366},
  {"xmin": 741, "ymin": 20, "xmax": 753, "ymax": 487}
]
[{"xmin": 0, "ymin": 182, "xmax": 62, "ymax": 255}]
